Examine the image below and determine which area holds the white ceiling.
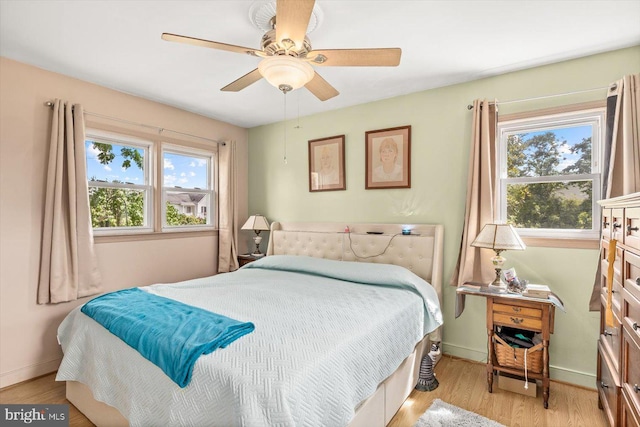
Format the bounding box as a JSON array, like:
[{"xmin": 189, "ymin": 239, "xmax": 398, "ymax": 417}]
[{"xmin": 1, "ymin": 1, "xmax": 639, "ymax": 129}]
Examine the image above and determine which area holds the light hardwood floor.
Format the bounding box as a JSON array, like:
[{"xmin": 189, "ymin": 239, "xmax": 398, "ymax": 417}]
[{"xmin": 1, "ymin": 356, "xmax": 607, "ymax": 427}]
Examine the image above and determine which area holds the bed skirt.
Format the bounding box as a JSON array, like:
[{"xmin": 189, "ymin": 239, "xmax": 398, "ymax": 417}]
[{"xmin": 66, "ymin": 335, "xmax": 431, "ymax": 427}]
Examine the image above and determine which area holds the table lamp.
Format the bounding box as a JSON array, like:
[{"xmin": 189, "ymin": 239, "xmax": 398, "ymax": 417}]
[
  {"xmin": 471, "ymin": 223, "xmax": 526, "ymax": 287},
  {"xmin": 241, "ymin": 214, "xmax": 270, "ymax": 256}
]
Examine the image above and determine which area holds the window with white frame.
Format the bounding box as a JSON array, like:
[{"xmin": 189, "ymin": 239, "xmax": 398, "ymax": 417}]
[
  {"xmin": 162, "ymin": 145, "xmax": 215, "ymax": 230},
  {"xmin": 497, "ymin": 108, "xmax": 605, "ymax": 240},
  {"xmin": 85, "ymin": 130, "xmax": 152, "ymax": 233}
]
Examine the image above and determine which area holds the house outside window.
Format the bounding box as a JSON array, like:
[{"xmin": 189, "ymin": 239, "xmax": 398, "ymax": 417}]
[
  {"xmin": 85, "ymin": 130, "xmax": 152, "ymax": 234},
  {"xmin": 162, "ymin": 145, "xmax": 215, "ymax": 230},
  {"xmin": 496, "ymin": 106, "xmax": 605, "ymax": 241}
]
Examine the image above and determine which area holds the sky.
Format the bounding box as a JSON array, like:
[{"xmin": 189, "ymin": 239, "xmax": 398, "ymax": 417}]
[{"xmin": 85, "ymin": 141, "xmax": 208, "ymax": 189}]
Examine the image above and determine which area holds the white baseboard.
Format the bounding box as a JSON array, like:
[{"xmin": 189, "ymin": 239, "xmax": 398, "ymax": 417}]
[
  {"xmin": 442, "ymin": 342, "xmax": 596, "ymax": 390},
  {"xmin": 0, "ymin": 358, "xmax": 61, "ymax": 389}
]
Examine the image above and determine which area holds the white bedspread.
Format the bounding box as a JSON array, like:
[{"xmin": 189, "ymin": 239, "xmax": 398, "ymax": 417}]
[{"xmin": 57, "ymin": 256, "xmax": 442, "ymax": 427}]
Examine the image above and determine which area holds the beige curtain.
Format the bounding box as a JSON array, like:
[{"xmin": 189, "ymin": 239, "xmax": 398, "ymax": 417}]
[
  {"xmin": 217, "ymin": 140, "xmax": 239, "ymax": 273},
  {"xmin": 450, "ymin": 99, "xmax": 498, "ymax": 317},
  {"xmin": 589, "ymin": 74, "xmax": 640, "ymax": 310},
  {"xmin": 38, "ymin": 100, "xmax": 101, "ymax": 304}
]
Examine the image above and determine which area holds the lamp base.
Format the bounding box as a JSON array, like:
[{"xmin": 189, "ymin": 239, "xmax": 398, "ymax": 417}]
[{"xmin": 489, "ymin": 267, "xmax": 505, "ymax": 288}]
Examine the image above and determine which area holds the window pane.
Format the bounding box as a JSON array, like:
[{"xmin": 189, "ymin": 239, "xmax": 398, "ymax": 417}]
[
  {"xmin": 163, "ymin": 152, "xmax": 209, "ymax": 190},
  {"xmin": 506, "ymin": 181, "xmax": 593, "ymax": 229},
  {"xmin": 89, "ymin": 187, "xmax": 146, "ymax": 228},
  {"xmin": 507, "ymin": 125, "xmax": 592, "ymax": 178},
  {"xmin": 165, "ymin": 192, "xmax": 209, "ymax": 226},
  {"xmin": 86, "ymin": 140, "xmax": 145, "ymax": 183}
]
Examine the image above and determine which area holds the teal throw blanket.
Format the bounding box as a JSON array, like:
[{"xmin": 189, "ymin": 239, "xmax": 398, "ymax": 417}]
[{"xmin": 81, "ymin": 288, "xmax": 254, "ymax": 388}]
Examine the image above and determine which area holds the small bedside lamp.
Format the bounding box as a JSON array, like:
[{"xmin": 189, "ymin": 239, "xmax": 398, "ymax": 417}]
[
  {"xmin": 241, "ymin": 214, "xmax": 270, "ymax": 256},
  {"xmin": 471, "ymin": 223, "xmax": 526, "ymax": 287}
]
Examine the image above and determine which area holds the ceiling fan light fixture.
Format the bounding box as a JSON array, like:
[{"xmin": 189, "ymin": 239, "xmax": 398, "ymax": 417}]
[{"xmin": 258, "ymin": 55, "xmax": 314, "ymax": 91}]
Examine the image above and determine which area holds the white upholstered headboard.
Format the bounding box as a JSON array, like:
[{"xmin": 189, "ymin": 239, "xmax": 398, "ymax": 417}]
[{"xmin": 266, "ymin": 222, "xmax": 444, "ymax": 340}]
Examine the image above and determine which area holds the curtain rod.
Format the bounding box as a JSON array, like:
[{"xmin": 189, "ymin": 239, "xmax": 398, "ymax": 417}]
[
  {"xmin": 466, "ymin": 85, "xmax": 612, "ymax": 110},
  {"xmin": 44, "ymin": 101, "xmax": 225, "ymax": 146}
]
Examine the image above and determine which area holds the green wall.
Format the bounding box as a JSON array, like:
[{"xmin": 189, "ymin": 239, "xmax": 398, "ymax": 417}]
[{"xmin": 248, "ymin": 46, "xmax": 640, "ymax": 388}]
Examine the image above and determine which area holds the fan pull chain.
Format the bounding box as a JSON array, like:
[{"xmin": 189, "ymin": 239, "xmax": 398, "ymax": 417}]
[{"xmin": 283, "ymin": 92, "xmax": 288, "ymax": 164}]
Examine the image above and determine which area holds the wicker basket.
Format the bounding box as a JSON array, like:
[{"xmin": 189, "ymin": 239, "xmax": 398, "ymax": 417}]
[{"xmin": 494, "ymin": 334, "xmax": 543, "ymax": 374}]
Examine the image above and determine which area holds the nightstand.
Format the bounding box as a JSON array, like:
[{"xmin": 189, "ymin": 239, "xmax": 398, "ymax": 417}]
[
  {"xmin": 237, "ymin": 254, "xmax": 263, "ymax": 267},
  {"xmin": 457, "ymin": 284, "xmax": 564, "ymax": 409}
]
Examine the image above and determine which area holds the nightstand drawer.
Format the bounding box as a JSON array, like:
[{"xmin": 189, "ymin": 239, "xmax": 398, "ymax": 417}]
[
  {"xmin": 493, "ymin": 303, "xmax": 541, "ymax": 318},
  {"xmin": 494, "ymin": 313, "xmax": 542, "ymax": 330}
]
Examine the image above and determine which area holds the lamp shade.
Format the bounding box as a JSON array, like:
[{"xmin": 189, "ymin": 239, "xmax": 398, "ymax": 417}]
[
  {"xmin": 241, "ymin": 214, "xmax": 270, "ymax": 232},
  {"xmin": 258, "ymin": 56, "xmax": 314, "ymax": 91},
  {"xmin": 471, "ymin": 223, "xmax": 526, "ymax": 251}
]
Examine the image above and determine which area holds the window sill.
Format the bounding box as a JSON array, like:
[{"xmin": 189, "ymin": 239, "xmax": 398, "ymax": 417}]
[
  {"xmin": 521, "ymin": 236, "xmax": 599, "ymax": 249},
  {"xmin": 95, "ymin": 229, "xmax": 217, "ymax": 244}
]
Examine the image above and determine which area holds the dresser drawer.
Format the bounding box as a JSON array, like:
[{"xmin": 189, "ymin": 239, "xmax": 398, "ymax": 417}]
[
  {"xmin": 623, "ymin": 288, "xmax": 640, "ymax": 349},
  {"xmin": 493, "ymin": 303, "xmax": 541, "ymax": 318},
  {"xmin": 621, "ymin": 387, "xmax": 640, "ymax": 427},
  {"xmin": 626, "ymin": 207, "xmax": 640, "ymax": 251},
  {"xmin": 602, "ymin": 269, "xmax": 624, "ymax": 318},
  {"xmin": 601, "ymin": 298, "xmax": 623, "ymax": 374},
  {"xmin": 603, "ymin": 208, "xmax": 613, "ymax": 241},
  {"xmin": 614, "ymin": 208, "xmax": 626, "ymax": 242},
  {"xmin": 494, "ymin": 312, "xmax": 542, "ymax": 330},
  {"xmin": 599, "ymin": 341, "xmax": 621, "ymax": 427},
  {"xmin": 622, "ymin": 326, "xmax": 640, "ymax": 417},
  {"xmin": 626, "ymin": 251, "xmax": 640, "ymax": 303}
]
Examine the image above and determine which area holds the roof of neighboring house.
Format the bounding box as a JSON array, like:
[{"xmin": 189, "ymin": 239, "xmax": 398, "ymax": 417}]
[{"xmin": 166, "ymin": 192, "xmax": 206, "ymax": 205}]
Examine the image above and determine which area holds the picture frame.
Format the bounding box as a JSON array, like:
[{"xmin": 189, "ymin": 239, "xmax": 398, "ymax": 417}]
[
  {"xmin": 308, "ymin": 135, "xmax": 346, "ymax": 192},
  {"xmin": 365, "ymin": 125, "xmax": 411, "ymax": 189}
]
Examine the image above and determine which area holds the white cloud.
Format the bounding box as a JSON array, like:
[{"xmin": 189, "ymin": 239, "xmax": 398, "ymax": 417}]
[
  {"xmin": 178, "ymin": 177, "xmax": 188, "ymax": 184},
  {"xmin": 164, "ymin": 159, "xmax": 174, "ymax": 170},
  {"xmin": 165, "ymin": 174, "xmax": 177, "ymax": 185},
  {"xmin": 86, "ymin": 144, "xmax": 101, "ymax": 160},
  {"xmin": 189, "ymin": 161, "xmax": 196, "ymax": 167},
  {"xmin": 104, "ymin": 165, "xmax": 112, "ymax": 171},
  {"xmin": 558, "ymin": 143, "xmax": 572, "ymax": 155},
  {"xmin": 180, "ymin": 172, "xmax": 186, "ymax": 177},
  {"xmin": 189, "ymin": 159, "xmax": 207, "ymax": 167},
  {"xmin": 189, "ymin": 171, "xmax": 196, "ymax": 177}
]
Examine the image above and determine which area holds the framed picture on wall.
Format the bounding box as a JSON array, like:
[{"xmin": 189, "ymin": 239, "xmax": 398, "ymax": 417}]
[
  {"xmin": 308, "ymin": 135, "xmax": 346, "ymax": 192},
  {"xmin": 365, "ymin": 125, "xmax": 411, "ymax": 189}
]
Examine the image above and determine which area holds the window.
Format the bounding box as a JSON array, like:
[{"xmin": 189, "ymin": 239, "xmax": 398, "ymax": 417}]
[
  {"xmin": 85, "ymin": 129, "xmax": 218, "ymax": 236},
  {"xmin": 162, "ymin": 145, "xmax": 215, "ymax": 230},
  {"xmin": 497, "ymin": 108, "xmax": 604, "ymax": 240},
  {"xmin": 86, "ymin": 131, "xmax": 152, "ymax": 233}
]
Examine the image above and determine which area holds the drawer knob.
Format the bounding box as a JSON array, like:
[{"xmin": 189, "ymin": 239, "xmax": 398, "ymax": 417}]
[
  {"xmin": 512, "ymin": 307, "xmax": 522, "ymax": 313},
  {"xmin": 603, "ymin": 221, "xmax": 610, "ymax": 227},
  {"xmin": 634, "ymin": 384, "xmax": 639, "ymax": 393},
  {"xmin": 634, "ymin": 322, "xmax": 639, "ymax": 331},
  {"xmin": 510, "ymin": 317, "xmax": 523, "ymax": 325},
  {"xmin": 600, "ymin": 381, "xmax": 609, "ymax": 389},
  {"xmin": 628, "ymin": 224, "xmax": 639, "ymax": 233},
  {"xmin": 604, "ymin": 330, "xmax": 613, "ymax": 337},
  {"xmin": 636, "ymin": 277, "xmax": 640, "ymax": 287},
  {"xmin": 613, "ymin": 222, "xmax": 622, "ymax": 229}
]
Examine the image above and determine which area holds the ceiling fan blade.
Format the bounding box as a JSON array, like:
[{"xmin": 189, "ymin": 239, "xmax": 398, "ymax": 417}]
[
  {"xmin": 221, "ymin": 69, "xmax": 263, "ymax": 92},
  {"xmin": 162, "ymin": 33, "xmax": 260, "ymax": 56},
  {"xmin": 275, "ymin": 0, "xmax": 315, "ymax": 47},
  {"xmin": 307, "ymin": 48, "xmax": 402, "ymax": 67},
  {"xmin": 305, "ymin": 72, "xmax": 339, "ymax": 101}
]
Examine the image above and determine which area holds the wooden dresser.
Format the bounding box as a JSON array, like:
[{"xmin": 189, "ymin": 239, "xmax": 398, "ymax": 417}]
[{"xmin": 597, "ymin": 192, "xmax": 640, "ymax": 427}]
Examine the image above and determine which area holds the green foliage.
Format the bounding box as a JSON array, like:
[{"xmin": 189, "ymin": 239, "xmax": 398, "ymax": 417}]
[
  {"xmin": 165, "ymin": 202, "xmax": 206, "ymax": 226},
  {"xmin": 92, "ymin": 142, "xmax": 143, "ymax": 170},
  {"xmin": 506, "ymin": 134, "xmax": 593, "ymax": 230},
  {"xmin": 89, "ymin": 183, "xmax": 144, "ymax": 228}
]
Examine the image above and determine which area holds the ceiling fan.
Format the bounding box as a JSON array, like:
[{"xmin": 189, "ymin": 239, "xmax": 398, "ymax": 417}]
[{"xmin": 161, "ymin": 0, "xmax": 401, "ymax": 101}]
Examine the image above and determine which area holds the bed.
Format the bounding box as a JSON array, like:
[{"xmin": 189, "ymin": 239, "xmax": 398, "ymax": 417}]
[{"xmin": 57, "ymin": 222, "xmax": 444, "ymax": 427}]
